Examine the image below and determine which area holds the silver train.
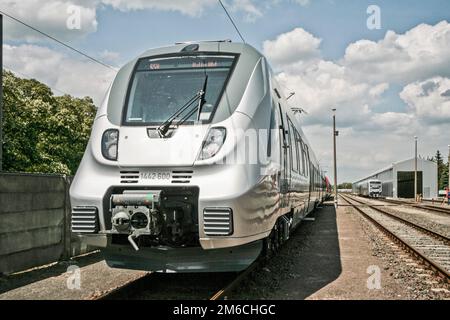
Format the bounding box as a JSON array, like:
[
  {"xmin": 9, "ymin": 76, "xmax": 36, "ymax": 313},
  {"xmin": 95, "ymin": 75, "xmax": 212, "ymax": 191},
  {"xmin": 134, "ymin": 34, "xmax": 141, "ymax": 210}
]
[
  {"xmin": 70, "ymin": 41, "xmax": 329, "ymax": 272},
  {"xmin": 352, "ymin": 179, "xmax": 382, "ymax": 198}
]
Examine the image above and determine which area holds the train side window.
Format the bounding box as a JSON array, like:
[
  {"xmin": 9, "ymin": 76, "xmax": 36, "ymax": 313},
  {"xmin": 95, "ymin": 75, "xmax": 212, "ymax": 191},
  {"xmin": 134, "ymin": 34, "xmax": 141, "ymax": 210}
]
[
  {"xmin": 312, "ymin": 167, "xmax": 315, "ymax": 188},
  {"xmin": 301, "ymin": 142, "xmax": 306, "ymax": 176},
  {"xmin": 267, "ymin": 105, "xmax": 276, "ymax": 157},
  {"xmin": 286, "ymin": 117, "xmax": 294, "ymax": 172},
  {"xmin": 288, "ymin": 120, "xmax": 298, "ymax": 173},
  {"xmin": 277, "ymin": 103, "xmax": 286, "ymax": 143},
  {"xmin": 305, "ymin": 145, "xmax": 310, "ymax": 177},
  {"xmin": 296, "ymin": 132, "xmax": 303, "ymax": 175},
  {"xmin": 295, "ymin": 129, "xmax": 301, "ymax": 173},
  {"xmin": 315, "ymin": 167, "xmax": 318, "ymax": 189},
  {"xmin": 314, "ymin": 167, "xmax": 316, "ymax": 187}
]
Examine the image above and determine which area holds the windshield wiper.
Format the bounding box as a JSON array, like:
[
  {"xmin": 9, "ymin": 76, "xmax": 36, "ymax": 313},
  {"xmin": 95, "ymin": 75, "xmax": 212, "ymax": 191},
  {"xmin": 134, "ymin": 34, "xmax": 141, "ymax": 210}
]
[
  {"xmin": 157, "ymin": 75, "xmax": 208, "ymax": 138},
  {"xmin": 197, "ymin": 75, "xmax": 208, "ymax": 121}
]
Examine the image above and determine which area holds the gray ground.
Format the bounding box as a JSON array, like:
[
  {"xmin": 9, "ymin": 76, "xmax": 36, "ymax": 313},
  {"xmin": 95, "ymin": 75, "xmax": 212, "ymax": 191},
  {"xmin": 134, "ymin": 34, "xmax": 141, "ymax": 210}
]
[
  {"xmin": 0, "ymin": 252, "xmax": 148, "ymax": 300},
  {"xmin": 230, "ymin": 201, "xmax": 449, "ymax": 300},
  {"xmin": 1, "ymin": 199, "xmax": 448, "ymax": 300}
]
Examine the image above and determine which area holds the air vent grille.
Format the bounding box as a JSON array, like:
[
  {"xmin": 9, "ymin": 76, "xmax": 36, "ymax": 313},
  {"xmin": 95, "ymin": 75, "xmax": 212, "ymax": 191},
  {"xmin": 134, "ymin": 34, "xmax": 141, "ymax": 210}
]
[
  {"xmin": 203, "ymin": 208, "xmax": 233, "ymax": 236},
  {"xmin": 120, "ymin": 171, "xmax": 139, "ymax": 184},
  {"xmin": 119, "ymin": 170, "xmax": 194, "ymax": 184},
  {"xmin": 71, "ymin": 206, "xmax": 99, "ymax": 234},
  {"xmin": 171, "ymin": 170, "xmax": 193, "ymax": 184}
]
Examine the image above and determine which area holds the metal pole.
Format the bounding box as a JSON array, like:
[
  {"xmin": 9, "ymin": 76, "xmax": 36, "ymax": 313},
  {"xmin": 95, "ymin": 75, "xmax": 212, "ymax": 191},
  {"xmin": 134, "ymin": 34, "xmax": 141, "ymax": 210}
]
[
  {"xmin": 333, "ymin": 109, "xmax": 338, "ymax": 208},
  {"xmin": 414, "ymin": 136, "xmax": 418, "ymax": 202},
  {"xmin": 0, "ymin": 14, "xmax": 3, "ymax": 172}
]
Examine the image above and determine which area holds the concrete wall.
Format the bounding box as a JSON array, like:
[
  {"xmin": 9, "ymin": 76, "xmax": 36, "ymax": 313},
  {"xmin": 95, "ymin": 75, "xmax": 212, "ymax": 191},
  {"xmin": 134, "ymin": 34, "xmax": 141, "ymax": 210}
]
[{"xmin": 0, "ymin": 173, "xmax": 92, "ymax": 275}]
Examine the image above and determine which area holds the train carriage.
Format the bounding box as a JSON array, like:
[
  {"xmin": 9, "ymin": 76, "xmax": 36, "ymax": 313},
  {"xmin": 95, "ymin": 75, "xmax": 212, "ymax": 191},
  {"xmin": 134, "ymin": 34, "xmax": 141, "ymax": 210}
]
[
  {"xmin": 352, "ymin": 179, "xmax": 382, "ymax": 198},
  {"xmin": 70, "ymin": 41, "xmax": 327, "ymax": 272}
]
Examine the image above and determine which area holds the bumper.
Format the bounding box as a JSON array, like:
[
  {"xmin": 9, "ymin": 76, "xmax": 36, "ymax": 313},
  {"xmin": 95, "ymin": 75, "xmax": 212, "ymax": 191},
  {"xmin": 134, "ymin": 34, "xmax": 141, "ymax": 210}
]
[
  {"xmin": 103, "ymin": 240, "xmax": 262, "ymax": 273},
  {"xmin": 75, "ymin": 233, "xmax": 262, "ymax": 272},
  {"xmin": 74, "ymin": 234, "xmax": 109, "ymax": 247}
]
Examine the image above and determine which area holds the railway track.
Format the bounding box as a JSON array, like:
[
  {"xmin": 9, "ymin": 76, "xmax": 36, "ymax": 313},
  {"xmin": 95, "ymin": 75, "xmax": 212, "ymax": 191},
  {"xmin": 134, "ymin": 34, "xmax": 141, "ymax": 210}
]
[
  {"xmin": 95, "ymin": 216, "xmax": 292, "ymax": 300},
  {"xmin": 209, "ymin": 260, "xmax": 260, "ymax": 300},
  {"xmin": 340, "ymin": 194, "xmax": 450, "ymax": 281},
  {"xmin": 95, "ymin": 257, "xmax": 263, "ymax": 300},
  {"xmin": 377, "ymin": 198, "xmax": 450, "ymax": 215},
  {"xmin": 95, "ymin": 271, "xmax": 239, "ymax": 300},
  {"xmin": 346, "ymin": 195, "xmax": 450, "ymax": 239}
]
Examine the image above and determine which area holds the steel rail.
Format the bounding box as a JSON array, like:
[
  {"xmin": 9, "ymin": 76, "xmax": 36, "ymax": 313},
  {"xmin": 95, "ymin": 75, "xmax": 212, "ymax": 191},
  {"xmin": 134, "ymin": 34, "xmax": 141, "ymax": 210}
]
[
  {"xmin": 375, "ymin": 197, "xmax": 450, "ymax": 216},
  {"xmin": 209, "ymin": 259, "xmax": 260, "ymax": 300},
  {"xmin": 346, "ymin": 195, "xmax": 450, "ymax": 243},
  {"xmin": 340, "ymin": 194, "xmax": 450, "ymax": 281}
]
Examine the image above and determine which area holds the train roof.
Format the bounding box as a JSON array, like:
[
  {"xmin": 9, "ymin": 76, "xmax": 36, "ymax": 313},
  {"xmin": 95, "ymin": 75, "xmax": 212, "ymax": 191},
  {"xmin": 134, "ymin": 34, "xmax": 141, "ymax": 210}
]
[
  {"xmin": 137, "ymin": 41, "xmax": 264, "ymax": 59},
  {"xmin": 353, "ymin": 157, "xmax": 435, "ymax": 184}
]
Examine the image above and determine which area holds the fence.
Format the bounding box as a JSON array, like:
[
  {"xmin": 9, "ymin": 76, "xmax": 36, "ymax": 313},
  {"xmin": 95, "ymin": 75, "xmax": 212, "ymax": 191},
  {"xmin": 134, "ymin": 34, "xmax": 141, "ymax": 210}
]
[{"xmin": 0, "ymin": 173, "xmax": 93, "ymax": 274}]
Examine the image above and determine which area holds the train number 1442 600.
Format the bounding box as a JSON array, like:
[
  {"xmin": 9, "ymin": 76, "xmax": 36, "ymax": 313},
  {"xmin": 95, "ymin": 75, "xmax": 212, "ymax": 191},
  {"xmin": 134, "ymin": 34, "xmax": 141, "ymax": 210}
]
[{"xmin": 140, "ymin": 172, "xmax": 171, "ymax": 180}]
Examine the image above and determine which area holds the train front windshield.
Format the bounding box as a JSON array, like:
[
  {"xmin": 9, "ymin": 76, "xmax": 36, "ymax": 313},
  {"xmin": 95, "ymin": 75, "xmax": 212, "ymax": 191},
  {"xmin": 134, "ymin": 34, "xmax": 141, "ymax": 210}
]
[
  {"xmin": 371, "ymin": 182, "xmax": 382, "ymax": 188},
  {"xmin": 124, "ymin": 55, "xmax": 236, "ymax": 125}
]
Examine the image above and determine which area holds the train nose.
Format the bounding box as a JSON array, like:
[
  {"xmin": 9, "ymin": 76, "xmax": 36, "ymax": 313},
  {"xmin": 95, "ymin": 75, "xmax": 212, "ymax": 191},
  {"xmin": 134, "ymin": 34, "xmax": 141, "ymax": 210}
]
[{"xmin": 117, "ymin": 125, "xmax": 209, "ymax": 167}]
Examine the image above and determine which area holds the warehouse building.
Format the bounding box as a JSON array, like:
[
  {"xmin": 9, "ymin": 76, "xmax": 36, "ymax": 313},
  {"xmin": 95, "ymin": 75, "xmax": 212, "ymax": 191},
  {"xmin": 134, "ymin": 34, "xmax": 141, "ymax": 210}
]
[{"xmin": 353, "ymin": 158, "xmax": 438, "ymax": 199}]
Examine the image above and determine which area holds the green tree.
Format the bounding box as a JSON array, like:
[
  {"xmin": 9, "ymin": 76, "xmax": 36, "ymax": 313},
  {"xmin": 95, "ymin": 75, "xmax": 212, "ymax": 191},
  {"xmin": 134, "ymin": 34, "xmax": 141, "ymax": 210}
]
[
  {"xmin": 442, "ymin": 162, "xmax": 449, "ymax": 190},
  {"xmin": 436, "ymin": 150, "xmax": 444, "ymax": 190},
  {"xmin": 432, "ymin": 150, "xmax": 449, "ymax": 190},
  {"xmin": 338, "ymin": 182, "xmax": 353, "ymax": 189},
  {"xmin": 2, "ymin": 70, "xmax": 96, "ymax": 175}
]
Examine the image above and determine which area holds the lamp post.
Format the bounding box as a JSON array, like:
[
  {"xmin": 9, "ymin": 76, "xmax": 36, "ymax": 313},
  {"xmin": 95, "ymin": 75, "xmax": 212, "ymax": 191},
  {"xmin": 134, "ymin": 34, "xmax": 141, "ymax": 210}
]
[
  {"xmin": 0, "ymin": 13, "xmax": 3, "ymax": 172},
  {"xmin": 414, "ymin": 136, "xmax": 418, "ymax": 202},
  {"xmin": 332, "ymin": 109, "xmax": 338, "ymax": 208}
]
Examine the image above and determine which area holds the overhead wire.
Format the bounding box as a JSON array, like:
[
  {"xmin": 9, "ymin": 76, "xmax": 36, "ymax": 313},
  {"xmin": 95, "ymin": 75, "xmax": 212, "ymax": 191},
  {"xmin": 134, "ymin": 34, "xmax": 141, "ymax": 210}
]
[
  {"xmin": 0, "ymin": 9, "xmax": 117, "ymax": 71},
  {"xmin": 217, "ymin": 0, "xmax": 246, "ymax": 43}
]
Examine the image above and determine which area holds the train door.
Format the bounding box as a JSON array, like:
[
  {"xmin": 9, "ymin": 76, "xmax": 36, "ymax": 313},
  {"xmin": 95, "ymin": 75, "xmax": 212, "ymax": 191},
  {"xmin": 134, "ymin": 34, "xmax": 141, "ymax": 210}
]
[
  {"xmin": 298, "ymin": 138, "xmax": 308, "ymax": 219},
  {"xmin": 276, "ymin": 101, "xmax": 290, "ymax": 209}
]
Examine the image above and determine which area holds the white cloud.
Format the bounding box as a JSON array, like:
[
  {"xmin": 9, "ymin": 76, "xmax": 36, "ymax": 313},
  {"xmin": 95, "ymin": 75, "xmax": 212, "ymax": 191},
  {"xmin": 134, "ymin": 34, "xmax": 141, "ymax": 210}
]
[
  {"xmin": 101, "ymin": 0, "xmax": 267, "ymax": 21},
  {"xmin": 98, "ymin": 49, "xmax": 121, "ymax": 64},
  {"xmin": 1, "ymin": 0, "xmax": 271, "ymax": 43},
  {"xmin": 275, "ymin": 62, "xmax": 384, "ymax": 127},
  {"xmin": 371, "ymin": 112, "xmax": 416, "ymax": 134},
  {"xmin": 293, "ymin": 0, "xmax": 310, "ymax": 6},
  {"xmin": 344, "ymin": 21, "xmax": 450, "ymax": 84},
  {"xmin": 369, "ymin": 83, "xmax": 389, "ymax": 97},
  {"xmin": 230, "ymin": 0, "xmax": 263, "ymax": 22},
  {"xmin": 263, "ymin": 21, "xmax": 450, "ymax": 182},
  {"xmin": 263, "ymin": 28, "xmax": 388, "ymax": 127},
  {"xmin": 263, "ymin": 27, "xmax": 321, "ymax": 68},
  {"xmin": 0, "ymin": 0, "xmax": 98, "ymax": 41},
  {"xmin": 100, "ymin": 0, "xmax": 216, "ymax": 17},
  {"xmin": 3, "ymin": 44, "xmax": 116, "ymax": 106},
  {"xmin": 400, "ymin": 77, "xmax": 450, "ymax": 124}
]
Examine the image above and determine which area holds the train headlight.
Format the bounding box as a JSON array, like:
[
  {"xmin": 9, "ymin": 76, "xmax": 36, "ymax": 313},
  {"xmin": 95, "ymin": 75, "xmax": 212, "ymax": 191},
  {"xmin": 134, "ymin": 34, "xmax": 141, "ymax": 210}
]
[
  {"xmin": 102, "ymin": 129, "xmax": 119, "ymax": 161},
  {"xmin": 198, "ymin": 127, "xmax": 226, "ymax": 160}
]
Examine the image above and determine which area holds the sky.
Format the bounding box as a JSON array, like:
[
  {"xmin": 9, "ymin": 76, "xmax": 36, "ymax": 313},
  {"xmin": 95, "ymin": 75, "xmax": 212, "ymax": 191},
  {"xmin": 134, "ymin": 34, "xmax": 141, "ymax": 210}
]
[{"xmin": 1, "ymin": 0, "xmax": 450, "ymax": 183}]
